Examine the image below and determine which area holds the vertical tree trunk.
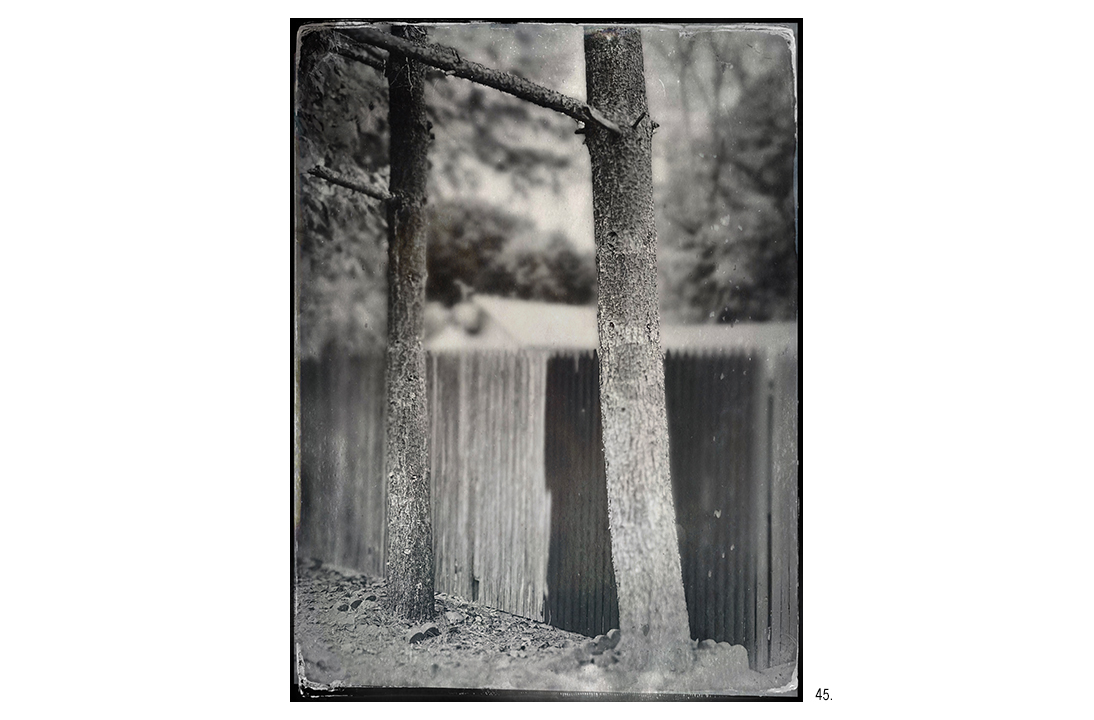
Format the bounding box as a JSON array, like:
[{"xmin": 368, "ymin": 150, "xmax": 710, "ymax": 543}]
[
  {"xmin": 584, "ymin": 27, "xmax": 693, "ymax": 670},
  {"xmin": 384, "ymin": 24, "xmax": 435, "ymax": 621}
]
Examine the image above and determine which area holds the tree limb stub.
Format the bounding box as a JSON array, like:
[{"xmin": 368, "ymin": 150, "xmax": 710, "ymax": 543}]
[
  {"xmin": 307, "ymin": 165, "xmax": 392, "ymax": 202},
  {"xmin": 329, "ymin": 27, "xmax": 625, "ymax": 134}
]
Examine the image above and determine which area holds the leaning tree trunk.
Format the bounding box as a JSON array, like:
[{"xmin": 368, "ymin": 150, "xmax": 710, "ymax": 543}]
[
  {"xmin": 584, "ymin": 27, "xmax": 693, "ymax": 670},
  {"xmin": 384, "ymin": 24, "xmax": 435, "ymax": 621}
]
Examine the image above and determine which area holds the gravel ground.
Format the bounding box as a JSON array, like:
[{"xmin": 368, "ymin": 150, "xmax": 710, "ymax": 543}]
[{"xmin": 293, "ymin": 558, "xmax": 797, "ymax": 698}]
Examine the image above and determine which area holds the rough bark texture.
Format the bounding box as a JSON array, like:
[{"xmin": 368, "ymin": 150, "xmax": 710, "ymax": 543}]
[
  {"xmin": 384, "ymin": 25, "xmax": 435, "ymax": 622},
  {"xmin": 584, "ymin": 27, "xmax": 693, "ymax": 670}
]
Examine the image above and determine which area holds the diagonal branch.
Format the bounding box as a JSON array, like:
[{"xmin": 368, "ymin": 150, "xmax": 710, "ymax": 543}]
[
  {"xmin": 333, "ymin": 44, "xmax": 385, "ymax": 72},
  {"xmin": 329, "ymin": 26, "xmax": 625, "ymax": 134},
  {"xmin": 307, "ymin": 165, "xmax": 392, "ymax": 202},
  {"xmin": 327, "ymin": 32, "xmax": 386, "ymax": 72}
]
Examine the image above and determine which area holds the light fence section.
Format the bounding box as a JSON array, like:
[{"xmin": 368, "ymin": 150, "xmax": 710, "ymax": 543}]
[
  {"xmin": 767, "ymin": 349, "xmax": 800, "ymax": 668},
  {"xmin": 428, "ymin": 351, "xmax": 552, "ymax": 621}
]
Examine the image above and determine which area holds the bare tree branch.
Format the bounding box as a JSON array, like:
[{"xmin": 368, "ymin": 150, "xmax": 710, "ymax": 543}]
[
  {"xmin": 307, "ymin": 166, "xmax": 392, "ymax": 202},
  {"xmin": 329, "ymin": 26, "xmax": 625, "ymax": 134},
  {"xmin": 332, "ymin": 43, "xmax": 385, "ymax": 72}
]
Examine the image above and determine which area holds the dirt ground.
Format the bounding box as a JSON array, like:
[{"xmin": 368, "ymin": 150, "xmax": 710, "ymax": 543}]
[{"xmin": 293, "ymin": 557, "xmax": 798, "ymax": 698}]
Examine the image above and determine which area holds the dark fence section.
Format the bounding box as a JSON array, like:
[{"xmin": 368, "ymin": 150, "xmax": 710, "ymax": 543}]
[
  {"xmin": 543, "ymin": 353, "xmax": 619, "ymax": 637},
  {"xmin": 666, "ymin": 350, "xmax": 759, "ymax": 658},
  {"xmin": 298, "ymin": 351, "xmax": 387, "ymax": 577},
  {"xmin": 542, "ymin": 348, "xmax": 797, "ymax": 671}
]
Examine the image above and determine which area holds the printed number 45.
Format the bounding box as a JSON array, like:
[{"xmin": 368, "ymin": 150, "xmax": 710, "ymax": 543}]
[{"xmin": 816, "ymin": 688, "xmax": 831, "ymax": 700}]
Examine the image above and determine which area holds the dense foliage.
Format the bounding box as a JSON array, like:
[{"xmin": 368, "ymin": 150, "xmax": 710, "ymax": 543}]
[
  {"xmin": 649, "ymin": 29, "xmax": 798, "ymax": 324},
  {"xmin": 426, "ymin": 201, "xmax": 595, "ymax": 307}
]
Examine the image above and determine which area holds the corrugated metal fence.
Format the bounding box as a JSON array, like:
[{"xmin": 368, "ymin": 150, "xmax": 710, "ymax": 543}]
[
  {"xmin": 768, "ymin": 351, "xmax": 800, "ymax": 667},
  {"xmin": 540, "ymin": 349, "xmax": 798, "ymax": 669},
  {"xmin": 298, "ymin": 352, "xmax": 387, "ymax": 577},
  {"xmin": 428, "ymin": 351, "xmax": 552, "ymax": 621},
  {"xmin": 297, "ymin": 343, "xmax": 798, "ymax": 669},
  {"xmin": 665, "ymin": 350, "xmax": 761, "ymax": 663},
  {"xmin": 543, "ymin": 352, "xmax": 619, "ymax": 637}
]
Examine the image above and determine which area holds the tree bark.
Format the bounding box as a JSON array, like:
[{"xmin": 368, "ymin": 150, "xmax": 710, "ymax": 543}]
[
  {"xmin": 384, "ymin": 24, "xmax": 435, "ymax": 621},
  {"xmin": 584, "ymin": 27, "xmax": 693, "ymax": 670}
]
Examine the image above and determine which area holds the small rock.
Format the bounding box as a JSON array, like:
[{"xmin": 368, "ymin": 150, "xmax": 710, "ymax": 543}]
[
  {"xmin": 350, "ymin": 599, "xmax": 362, "ymax": 610},
  {"xmin": 698, "ymin": 639, "xmax": 718, "ymax": 651},
  {"xmin": 445, "ymin": 611, "xmax": 464, "ymax": 624},
  {"xmin": 717, "ymin": 642, "xmax": 750, "ymax": 669},
  {"xmin": 583, "ymin": 640, "xmax": 600, "ymax": 656},
  {"xmin": 594, "ymin": 631, "xmax": 621, "ymax": 653},
  {"xmin": 405, "ymin": 623, "xmax": 441, "ymax": 644},
  {"xmin": 365, "ymin": 594, "xmax": 377, "ymax": 602},
  {"xmin": 337, "ymin": 603, "xmax": 350, "ymax": 612}
]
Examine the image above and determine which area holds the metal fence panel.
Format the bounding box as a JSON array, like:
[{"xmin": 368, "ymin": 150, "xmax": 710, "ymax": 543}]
[
  {"xmin": 298, "ymin": 351, "xmax": 387, "ymax": 576},
  {"xmin": 543, "ymin": 352, "xmax": 619, "ymax": 637},
  {"xmin": 428, "ymin": 351, "xmax": 552, "ymax": 620},
  {"xmin": 297, "ymin": 342, "xmax": 798, "ymax": 670}
]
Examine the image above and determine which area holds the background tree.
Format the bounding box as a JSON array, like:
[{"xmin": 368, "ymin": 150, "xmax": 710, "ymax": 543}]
[
  {"xmin": 648, "ymin": 29, "xmax": 798, "ymax": 324},
  {"xmin": 423, "ymin": 201, "xmax": 595, "ymax": 306},
  {"xmin": 296, "ymin": 29, "xmax": 391, "ymax": 357},
  {"xmin": 425, "ymin": 201, "xmax": 597, "ymax": 306},
  {"xmin": 584, "ymin": 26, "xmax": 693, "ymax": 671}
]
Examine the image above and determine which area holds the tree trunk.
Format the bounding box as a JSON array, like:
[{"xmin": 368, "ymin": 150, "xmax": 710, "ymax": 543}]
[
  {"xmin": 384, "ymin": 24, "xmax": 435, "ymax": 621},
  {"xmin": 584, "ymin": 27, "xmax": 693, "ymax": 670}
]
